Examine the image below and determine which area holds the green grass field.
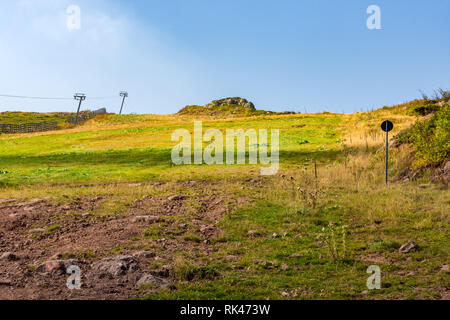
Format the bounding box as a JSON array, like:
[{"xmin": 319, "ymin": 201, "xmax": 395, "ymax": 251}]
[{"xmin": 0, "ymin": 106, "xmax": 448, "ymax": 300}]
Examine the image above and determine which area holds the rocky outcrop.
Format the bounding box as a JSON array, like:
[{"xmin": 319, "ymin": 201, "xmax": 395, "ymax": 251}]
[{"xmin": 205, "ymin": 97, "xmax": 255, "ymax": 110}]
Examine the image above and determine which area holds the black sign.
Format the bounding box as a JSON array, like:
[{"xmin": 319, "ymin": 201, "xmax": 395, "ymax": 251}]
[{"xmin": 381, "ymin": 120, "xmax": 394, "ymax": 132}]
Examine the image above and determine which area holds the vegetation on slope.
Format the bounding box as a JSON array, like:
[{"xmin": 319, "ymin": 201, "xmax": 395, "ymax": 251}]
[
  {"xmin": 0, "ymin": 111, "xmax": 73, "ymax": 125},
  {"xmin": 178, "ymin": 104, "xmax": 276, "ymax": 117},
  {"xmin": 0, "ymin": 97, "xmax": 448, "ymax": 300},
  {"xmin": 392, "ymin": 91, "xmax": 450, "ymax": 182},
  {"xmin": 178, "ymin": 97, "xmax": 296, "ymax": 117},
  {"xmin": 406, "ymin": 104, "xmax": 449, "ymax": 168}
]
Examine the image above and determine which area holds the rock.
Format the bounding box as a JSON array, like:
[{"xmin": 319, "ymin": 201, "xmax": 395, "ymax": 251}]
[
  {"xmin": 0, "ymin": 199, "xmax": 15, "ymax": 205},
  {"xmin": 151, "ymin": 265, "xmax": 172, "ymax": 278},
  {"xmin": 91, "ymin": 255, "xmax": 138, "ymax": 277},
  {"xmin": 205, "ymin": 97, "xmax": 255, "ymax": 110},
  {"xmin": 200, "ymin": 224, "xmax": 215, "ymax": 234},
  {"xmin": 361, "ymin": 290, "xmax": 369, "ymax": 295},
  {"xmin": 399, "ymin": 241, "xmax": 420, "ymax": 254},
  {"xmin": 36, "ymin": 260, "xmax": 81, "ymax": 275},
  {"xmin": 252, "ymin": 259, "xmax": 274, "ymax": 268},
  {"xmin": 247, "ymin": 230, "xmax": 260, "ymax": 237},
  {"xmin": 0, "ymin": 279, "xmax": 12, "ymax": 286},
  {"xmin": 167, "ymin": 195, "xmax": 185, "ymax": 201},
  {"xmin": 289, "ymin": 253, "xmax": 302, "ymax": 258},
  {"xmin": 128, "ymin": 183, "xmax": 144, "ymax": 187},
  {"xmin": 50, "ymin": 253, "xmax": 63, "ymax": 260},
  {"xmin": 134, "ymin": 251, "xmax": 156, "ymax": 259},
  {"xmin": 281, "ymin": 264, "xmax": 289, "ymax": 271},
  {"xmin": 136, "ymin": 274, "xmax": 168, "ymax": 288},
  {"xmin": 81, "ymin": 213, "xmax": 92, "ymax": 218},
  {"xmin": 29, "ymin": 228, "xmax": 46, "ymax": 234},
  {"xmin": 132, "ymin": 216, "xmax": 164, "ymax": 223},
  {"xmin": 0, "ymin": 252, "xmax": 18, "ymax": 261},
  {"xmin": 441, "ymin": 264, "xmax": 449, "ymax": 272}
]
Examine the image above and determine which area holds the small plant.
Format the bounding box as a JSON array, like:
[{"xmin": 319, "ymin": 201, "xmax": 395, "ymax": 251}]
[
  {"xmin": 319, "ymin": 223, "xmax": 349, "ymax": 263},
  {"xmin": 297, "ymin": 187, "xmax": 321, "ymax": 209},
  {"xmin": 172, "ymin": 256, "xmax": 218, "ymax": 281},
  {"xmin": 46, "ymin": 224, "xmax": 61, "ymax": 232},
  {"xmin": 183, "ymin": 234, "xmax": 203, "ymax": 243}
]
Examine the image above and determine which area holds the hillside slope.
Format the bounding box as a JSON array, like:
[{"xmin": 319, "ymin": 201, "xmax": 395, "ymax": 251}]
[{"xmin": 0, "ymin": 101, "xmax": 448, "ymax": 300}]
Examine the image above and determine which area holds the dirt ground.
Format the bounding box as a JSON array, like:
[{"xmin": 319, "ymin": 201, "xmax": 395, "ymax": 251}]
[{"xmin": 0, "ymin": 183, "xmax": 241, "ymax": 300}]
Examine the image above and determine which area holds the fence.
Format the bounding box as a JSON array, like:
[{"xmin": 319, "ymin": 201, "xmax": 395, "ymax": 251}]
[
  {"xmin": 66, "ymin": 108, "xmax": 107, "ymax": 124},
  {"xmin": 0, "ymin": 121, "xmax": 58, "ymax": 134},
  {"xmin": 0, "ymin": 108, "xmax": 107, "ymax": 133}
]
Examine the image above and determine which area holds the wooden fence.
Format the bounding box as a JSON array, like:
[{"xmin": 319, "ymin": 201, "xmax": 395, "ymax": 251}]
[
  {"xmin": 0, "ymin": 108, "xmax": 107, "ymax": 134},
  {"xmin": 66, "ymin": 109, "xmax": 106, "ymax": 124},
  {"xmin": 0, "ymin": 121, "xmax": 58, "ymax": 134}
]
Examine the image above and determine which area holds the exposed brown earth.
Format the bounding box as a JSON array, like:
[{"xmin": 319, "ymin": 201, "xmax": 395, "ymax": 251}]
[{"xmin": 0, "ymin": 184, "xmax": 244, "ymax": 300}]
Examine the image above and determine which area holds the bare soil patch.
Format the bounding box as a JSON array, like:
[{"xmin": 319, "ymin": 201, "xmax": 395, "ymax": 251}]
[{"xmin": 0, "ymin": 182, "xmax": 243, "ymax": 300}]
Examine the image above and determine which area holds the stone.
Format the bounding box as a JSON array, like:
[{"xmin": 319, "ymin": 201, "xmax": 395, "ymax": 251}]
[
  {"xmin": 0, "ymin": 252, "xmax": 18, "ymax": 261},
  {"xmin": 281, "ymin": 264, "xmax": 289, "ymax": 271},
  {"xmin": 0, "ymin": 199, "xmax": 15, "ymax": 205},
  {"xmin": 132, "ymin": 216, "xmax": 164, "ymax": 223},
  {"xmin": 399, "ymin": 241, "xmax": 420, "ymax": 254},
  {"xmin": 200, "ymin": 225, "xmax": 215, "ymax": 234},
  {"xmin": 91, "ymin": 255, "xmax": 138, "ymax": 277},
  {"xmin": 151, "ymin": 265, "xmax": 172, "ymax": 278},
  {"xmin": 29, "ymin": 228, "xmax": 46, "ymax": 234},
  {"xmin": 247, "ymin": 230, "xmax": 260, "ymax": 237},
  {"xmin": 167, "ymin": 195, "xmax": 185, "ymax": 201},
  {"xmin": 0, "ymin": 279, "xmax": 12, "ymax": 286},
  {"xmin": 205, "ymin": 97, "xmax": 255, "ymax": 110},
  {"xmin": 50, "ymin": 253, "xmax": 63, "ymax": 260},
  {"xmin": 136, "ymin": 274, "xmax": 168, "ymax": 288},
  {"xmin": 289, "ymin": 253, "xmax": 302, "ymax": 258},
  {"xmin": 128, "ymin": 183, "xmax": 144, "ymax": 187},
  {"xmin": 81, "ymin": 213, "xmax": 92, "ymax": 218},
  {"xmin": 36, "ymin": 260, "xmax": 81, "ymax": 275},
  {"xmin": 252, "ymin": 259, "xmax": 274, "ymax": 268},
  {"xmin": 134, "ymin": 251, "xmax": 156, "ymax": 259},
  {"xmin": 441, "ymin": 264, "xmax": 449, "ymax": 272}
]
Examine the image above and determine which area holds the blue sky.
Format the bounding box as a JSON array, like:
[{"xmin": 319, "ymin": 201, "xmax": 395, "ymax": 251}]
[{"xmin": 0, "ymin": 0, "xmax": 449, "ymax": 114}]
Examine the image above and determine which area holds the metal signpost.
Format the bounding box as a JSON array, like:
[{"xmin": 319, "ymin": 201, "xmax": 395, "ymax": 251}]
[
  {"xmin": 381, "ymin": 120, "xmax": 394, "ymax": 185},
  {"xmin": 73, "ymin": 93, "xmax": 86, "ymax": 125}
]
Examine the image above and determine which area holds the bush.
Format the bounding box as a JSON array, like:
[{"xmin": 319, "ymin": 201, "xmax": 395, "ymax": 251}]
[{"xmin": 408, "ymin": 104, "xmax": 450, "ymax": 168}]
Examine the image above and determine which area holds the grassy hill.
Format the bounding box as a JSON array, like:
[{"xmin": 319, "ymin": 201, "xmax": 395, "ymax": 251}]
[
  {"xmin": 0, "ymin": 100, "xmax": 448, "ymax": 300},
  {"xmin": 0, "ymin": 111, "xmax": 73, "ymax": 125}
]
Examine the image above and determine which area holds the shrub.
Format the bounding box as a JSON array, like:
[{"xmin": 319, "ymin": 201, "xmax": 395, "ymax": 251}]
[{"xmin": 408, "ymin": 104, "xmax": 449, "ymax": 168}]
